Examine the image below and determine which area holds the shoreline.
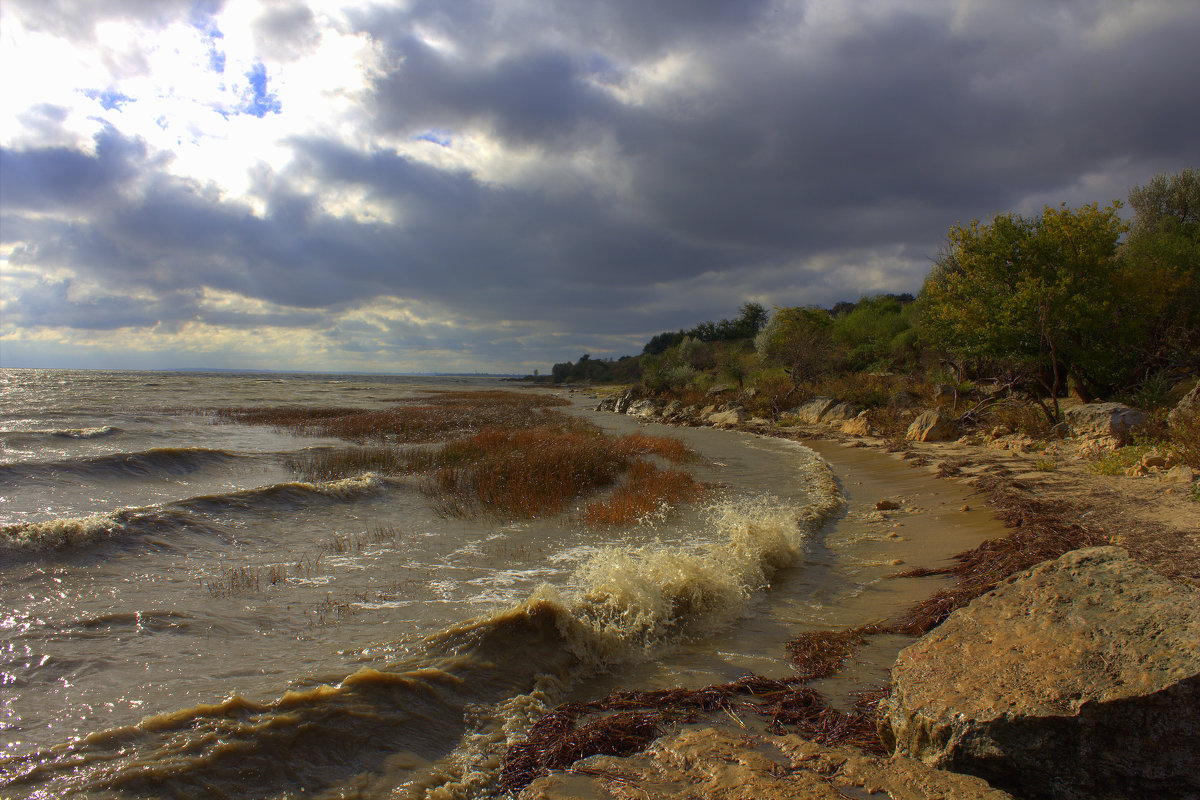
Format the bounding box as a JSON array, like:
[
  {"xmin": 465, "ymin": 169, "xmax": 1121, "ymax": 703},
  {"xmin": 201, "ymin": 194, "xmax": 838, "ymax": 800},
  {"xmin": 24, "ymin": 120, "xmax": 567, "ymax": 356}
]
[{"xmin": 514, "ymin": 386, "xmax": 1199, "ymax": 799}]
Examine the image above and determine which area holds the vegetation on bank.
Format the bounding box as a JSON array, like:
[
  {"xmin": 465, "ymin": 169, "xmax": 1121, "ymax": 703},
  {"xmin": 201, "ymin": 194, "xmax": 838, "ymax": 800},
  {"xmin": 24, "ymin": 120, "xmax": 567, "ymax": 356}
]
[
  {"xmin": 206, "ymin": 391, "xmax": 704, "ymax": 523},
  {"xmin": 539, "ymin": 169, "xmax": 1200, "ymax": 469}
]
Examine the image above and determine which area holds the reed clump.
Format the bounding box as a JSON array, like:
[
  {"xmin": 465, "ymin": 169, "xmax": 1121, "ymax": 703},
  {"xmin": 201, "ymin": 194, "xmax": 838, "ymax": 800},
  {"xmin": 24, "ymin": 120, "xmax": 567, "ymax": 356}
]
[
  {"xmin": 204, "ymin": 390, "xmax": 572, "ymax": 444},
  {"xmin": 423, "ymin": 426, "xmax": 700, "ymax": 520},
  {"xmin": 582, "ymin": 461, "xmax": 706, "ymax": 526}
]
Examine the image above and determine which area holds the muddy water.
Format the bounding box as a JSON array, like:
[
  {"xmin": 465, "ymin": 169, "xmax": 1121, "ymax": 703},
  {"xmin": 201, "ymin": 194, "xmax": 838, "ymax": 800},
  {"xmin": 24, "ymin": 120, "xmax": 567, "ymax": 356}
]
[
  {"xmin": 570, "ymin": 403, "xmax": 1007, "ymax": 707},
  {"xmin": 0, "ymin": 371, "xmax": 1010, "ymax": 799}
]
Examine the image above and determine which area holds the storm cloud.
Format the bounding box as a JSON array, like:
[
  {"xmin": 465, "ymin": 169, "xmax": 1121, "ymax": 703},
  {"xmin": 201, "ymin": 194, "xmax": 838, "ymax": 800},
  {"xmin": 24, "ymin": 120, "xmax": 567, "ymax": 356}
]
[{"xmin": 2, "ymin": 0, "xmax": 1198, "ymax": 372}]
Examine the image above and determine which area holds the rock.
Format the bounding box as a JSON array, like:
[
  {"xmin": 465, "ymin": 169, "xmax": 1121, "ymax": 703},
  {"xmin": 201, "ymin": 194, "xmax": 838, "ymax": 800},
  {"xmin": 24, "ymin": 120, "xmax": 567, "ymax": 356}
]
[
  {"xmin": 706, "ymin": 407, "xmax": 748, "ymax": 427},
  {"xmin": 789, "ymin": 397, "xmax": 836, "ymax": 424},
  {"xmin": 821, "ymin": 401, "xmax": 858, "ymax": 425},
  {"xmin": 889, "ymin": 390, "xmax": 918, "ymax": 409},
  {"xmin": 875, "ymin": 499, "xmax": 901, "ymax": 511},
  {"xmin": 610, "ymin": 387, "xmax": 643, "ymax": 414},
  {"xmin": 878, "ymin": 546, "xmax": 1200, "ymax": 800},
  {"xmin": 1165, "ymin": 465, "xmax": 1196, "ymax": 483},
  {"xmin": 520, "ymin": 728, "xmax": 1014, "ymax": 800},
  {"xmin": 905, "ymin": 409, "xmax": 957, "ymax": 442},
  {"xmin": 1125, "ymin": 462, "xmax": 1148, "ymax": 477},
  {"xmin": 706, "ymin": 383, "xmax": 735, "ymax": 396},
  {"xmin": 1064, "ymin": 402, "xmax": 1147, "ymax": 443},
  {"xmin": 1142, "ymin": 451, "xmax": 1168, "ymax": 468},
  {"xmin": 1169, "ymin": 379, "xmax": 1200, "ymax": 429},
  {"xmin": 841, "ymin": 412, "xmax": 871, "ymax": 436},
  {"xmin": 626, "ymin": 398, "xmax": 664, "ymax": 419}
]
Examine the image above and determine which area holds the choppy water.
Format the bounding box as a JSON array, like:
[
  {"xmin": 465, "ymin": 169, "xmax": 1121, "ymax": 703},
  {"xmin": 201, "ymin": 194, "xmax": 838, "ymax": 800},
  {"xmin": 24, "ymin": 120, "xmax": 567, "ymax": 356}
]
[{"xmin": 0, "ymin": 370, "xmax": 1004, "ymax": 798}]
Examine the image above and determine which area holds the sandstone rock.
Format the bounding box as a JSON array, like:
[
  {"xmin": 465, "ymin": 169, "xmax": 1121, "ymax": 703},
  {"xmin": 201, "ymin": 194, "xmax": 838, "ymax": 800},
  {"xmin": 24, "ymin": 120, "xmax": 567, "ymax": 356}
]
[
  {"xmin": 789, "ymin": 397, "xmax": 836, "ymax": 424},
  {"xmin": 878, "ymin": 546, "xmax": 1200, "ymax": 800},
  {"xmin": 1169, "ymin": 379, "xmax": 1200, "ymax": 429},
  {"xmin": 1142, "ymin": 451, "xmax": 1168, "ymax": 468},
  {"xmin": 608, "ymin": 387, "xmax": 643, "ymax": 414},
  {"xmin": 821, "ymin": 401, "xmax": 858, "ymax": 425},
  {"xmin": 1165, "ymin": 465, "xmax": 1196, "ymax": 483},
  {"xmin": 626, "ymin": 398, "xmax": 664, "ymax": 419},
  {"xmin": 706, "ymin": 407, "xmax": 748, "ymax": 427},
  {"xmin": 1064, "ymin": 402, "xmax": 1147, "ymax": 442},
  {"xmin": 520, "ymin": 728, "xmax": 1013, "ymax": 800},
  {"xmin": 905, "ymin": 409, "xmax": 957, "ymax": 442},
  {"xmin": 841, "ymin": 412, "xmax": 871, "ymax": 436}
]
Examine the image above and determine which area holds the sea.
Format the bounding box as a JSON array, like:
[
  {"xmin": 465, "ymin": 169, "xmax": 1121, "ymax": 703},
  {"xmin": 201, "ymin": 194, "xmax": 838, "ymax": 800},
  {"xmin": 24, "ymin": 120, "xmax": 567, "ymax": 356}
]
[{"xmin": 0, "ymin": 369, "xmax": 1004, "ymax": 799}]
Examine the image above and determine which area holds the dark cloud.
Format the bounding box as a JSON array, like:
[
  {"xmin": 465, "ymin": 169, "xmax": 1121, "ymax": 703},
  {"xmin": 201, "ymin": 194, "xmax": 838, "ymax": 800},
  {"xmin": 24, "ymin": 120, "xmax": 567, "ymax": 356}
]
[{"xmin": 3, "ymin": 0, "xmax": 1200, "ymax": 370}]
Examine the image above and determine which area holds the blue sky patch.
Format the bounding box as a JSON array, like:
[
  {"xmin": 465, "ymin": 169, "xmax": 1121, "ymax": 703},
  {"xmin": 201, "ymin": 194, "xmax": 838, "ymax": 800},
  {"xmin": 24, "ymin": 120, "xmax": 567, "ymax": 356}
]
[
  {"xmin": 83, "ymin": 89, "xmax": 132, "ymax": 111},
  {"xmin": 239, "ymin": 62, "xmax": 282, "ymax": 118}
]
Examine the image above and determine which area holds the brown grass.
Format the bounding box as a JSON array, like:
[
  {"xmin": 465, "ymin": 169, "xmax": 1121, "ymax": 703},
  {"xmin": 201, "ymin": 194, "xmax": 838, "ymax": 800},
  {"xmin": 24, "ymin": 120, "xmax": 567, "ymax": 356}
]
[
  {"xmin": 582, "ymin": 461, "xmax": 707, "ymax": 526},
  {"xmin": 202, "ymin": 390, "xmax": 572, "ymax": 444}
]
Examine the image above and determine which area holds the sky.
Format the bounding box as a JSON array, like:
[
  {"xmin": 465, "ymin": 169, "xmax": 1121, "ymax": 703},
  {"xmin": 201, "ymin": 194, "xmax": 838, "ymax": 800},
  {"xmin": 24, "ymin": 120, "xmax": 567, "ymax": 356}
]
[{"xmin": 2, "ymin": 1, "xmax": 1198, "ymax": 374}]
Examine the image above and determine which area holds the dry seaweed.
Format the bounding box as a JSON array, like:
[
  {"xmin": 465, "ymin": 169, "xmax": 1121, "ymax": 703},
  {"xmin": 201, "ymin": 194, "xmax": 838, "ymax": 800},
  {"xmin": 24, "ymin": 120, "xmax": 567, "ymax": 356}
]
[
  {"xmin": 499, "ymin": 675, "xmax": 888, "ymax": 792},
  {"xmin": 785, "ymin": 627, "xmax": 881, "ymax": 681}
]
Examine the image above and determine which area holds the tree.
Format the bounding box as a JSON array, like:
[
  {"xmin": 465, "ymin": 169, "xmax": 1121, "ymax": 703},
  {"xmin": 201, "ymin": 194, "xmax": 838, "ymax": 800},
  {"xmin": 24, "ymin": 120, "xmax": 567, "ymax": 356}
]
[
  {"xmin": 1119, "ymin": 169, "xmax": 1200, "ymax": 379},
  {"xmin": 919, "ymin": 203, "xmax": 1127, "ymax": 421},
  {"xmin": 755, "ymin": 306, "xmax": 836, "ymax": 389}
]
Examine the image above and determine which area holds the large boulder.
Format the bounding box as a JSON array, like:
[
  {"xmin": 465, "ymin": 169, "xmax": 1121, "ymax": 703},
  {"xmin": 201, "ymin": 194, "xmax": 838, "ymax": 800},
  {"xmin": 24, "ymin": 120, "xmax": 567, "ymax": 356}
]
[
  {"xmin": 521, "ymin": 728, "xmax": 1013, "ymax": 800},
  {"xmin": 1064, "ymin": 402, "xmax": 1147, "ymax": 442},
  {"xmin": 597, "ymin": 387, "xmax": 643, "ymax": 414},
  {"xmin": 905, "ymin": 409, "xmax": 957, "ymax": 442},
  {"xmin": 878, "ymin": 547, "xmax": 1200, "ymax": 800},
  {"xmin": 706, "ymin": 406, "xmax": 748, "ymax": 427},
  {"xmin": 789, "ymin": 397, "xmax": 836, "ymax": 424},
  {"xmin": 841, "ymin": 412, "xmax": 872, "ymax": 436},
  {"xmin": 1169, "ymin": 379, "xmax": 1200, "ymax": 429},
  {"xmin": 821, "ymin": 401, "xmax": 859, "ymax": 425},
  {"xmin": 626, "ymin": 398, "xmax": 664, "ymax": 419}
]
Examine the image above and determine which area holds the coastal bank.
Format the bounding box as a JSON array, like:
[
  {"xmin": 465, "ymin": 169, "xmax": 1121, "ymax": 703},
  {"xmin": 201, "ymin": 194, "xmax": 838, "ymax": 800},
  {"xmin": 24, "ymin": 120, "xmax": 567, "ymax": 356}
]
[{"xmin": 511, "ymin": 386, "xmax": 1200, "ymax": 800}]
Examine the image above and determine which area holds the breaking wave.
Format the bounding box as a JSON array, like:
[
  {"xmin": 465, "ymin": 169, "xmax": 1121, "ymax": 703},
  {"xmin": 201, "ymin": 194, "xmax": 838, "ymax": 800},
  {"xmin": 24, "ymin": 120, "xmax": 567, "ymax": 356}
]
[
  {"xmin": 0, "ymin": 447, "xmax": 247, "ymax": 484},
  {"xmin": 0, "ymin": 474, "xmax": 393, "ymax": 553},
  {"xmin": 1, "ymin": 444, "xmax": 845, "ymax": 799}
]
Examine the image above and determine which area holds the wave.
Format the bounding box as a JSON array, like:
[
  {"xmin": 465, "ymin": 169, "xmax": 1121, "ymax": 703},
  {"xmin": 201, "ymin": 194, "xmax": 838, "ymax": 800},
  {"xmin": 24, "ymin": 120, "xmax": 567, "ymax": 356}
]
[
  {"xmin": 0, "ymin": 474, "xmax": 393, "ymax": 553},
  {"xmin": 0, "ymin": 447, "xmax": 246, "ymax": 484},
  {"xmin": 1, "ymin": 447, "xmax": 844, "ymax": 798},
  {"xmin": 1, "ymin": 425, "xmax": 123, "ymax": 444}
]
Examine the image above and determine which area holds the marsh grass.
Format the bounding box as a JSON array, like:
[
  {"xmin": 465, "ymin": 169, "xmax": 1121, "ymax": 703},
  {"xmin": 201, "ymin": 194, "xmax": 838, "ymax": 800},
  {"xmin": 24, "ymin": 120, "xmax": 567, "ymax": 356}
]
[
  {"xmin": 423, "ymin": 426, "xmax": 701, "ymax": 520},
  {"xmin": 286, "ymin": 447, "xmax": 411, "ymax": 482},
  {"xmin": 582, "ymin": 461, "xmax": 707, "ymax": 526},
  {"xmin": 207, "ymin": 390, "xmax": 705, "ymax": 523},
  {"xmin": 204, "ymin": 390, "xmax": 572, "ymax": 444}
]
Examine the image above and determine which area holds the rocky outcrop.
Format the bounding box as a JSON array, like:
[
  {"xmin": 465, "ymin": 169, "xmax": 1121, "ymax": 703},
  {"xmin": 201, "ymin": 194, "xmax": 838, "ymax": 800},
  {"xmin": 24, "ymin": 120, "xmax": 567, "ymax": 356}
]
[
  {"xmin": 820, "ymin": 401, "xmax": 858, "ymax": 425},
  {"xmin": 840, "ymin": 412, "xmax": 871, "ymax": 436},
  {"xmin": 788, "ymin": 397, "xmax": 836, "ymax": 424},
  {"xmin": 626, "ymin": 398, "xmax": 665, "ymax": 419},
  {"xmin": 1064, "ymin": 402, "xmax": 1147, "ymax": 443},
  {"xmin": 520, "ymin": 727, "xmax": 1013, "ymax": 800},
  {"xmin": 595, "ymin": 387, "xmax": 643, "ymax": 414},
  {"xmin": 905, "ymin": 409, "xmax": 957, "ymax": 442},
  {"xmin": 1169, "ymin": 379, "xmax": 1200, "ymax": 429},
  {"xmin": 878, "ymin": 547, "xmax": 1200, "ymax": 800},
  {"xmin": 706, "ymin": 406, "xmax": 748, "ymax": 427}
]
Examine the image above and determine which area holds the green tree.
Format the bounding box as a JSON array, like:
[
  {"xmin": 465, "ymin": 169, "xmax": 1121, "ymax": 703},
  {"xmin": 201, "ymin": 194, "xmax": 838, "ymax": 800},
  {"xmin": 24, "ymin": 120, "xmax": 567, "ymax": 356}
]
[
  {"xmin": 755, "ymin": 306, "xmax": 836, "ymax": 389},
  {"xmin": 832, "ymin": 294, "xmax": 919, "ymax": 372},
  {"xmin": 1120, "ymin": 169, "xmax": 1200, "ymax": 379},
  {"xmin": 919, "ymin": 203, "xmax": 1127, "ymax": 421}
]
